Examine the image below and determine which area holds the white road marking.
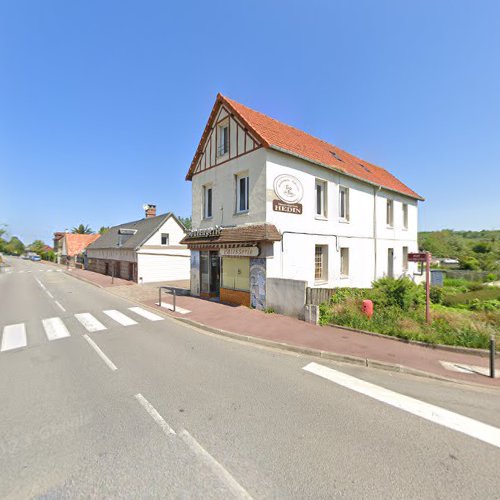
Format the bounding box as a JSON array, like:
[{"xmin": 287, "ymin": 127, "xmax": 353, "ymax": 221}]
[
  {"xmin": 134, "ymin": 394, "xmax": 176, "ymax": 435},
  {"xmin": 46, "ymin": 269, "xmax": 53, "ymax": 272},
  {"xmin": 45, "ymin": 290, "xmax": 54, "ymax": 299},
  {"xmin": 303, "ymin": 362, "xmax": 500, "ymax": 449},
  {"xmin": 180, "ymin": 429, "xmax": 253, "ymax": 499},
  {"xmin": 156, "ymin": 302, "xmax": 191, "ymax": 314},
  {"xmin": 128, "ymin": 307, "xmax": 164, "ymax": 322},
  {"xmin": 18, "ymin": 271, "xmax": 25, "ymax": 274},
  {"xmin": 35, "ymin": 277, "xmax": 46, "ymax": 290},
  {"xmin": 84, "ymin": 334, "xmax": 117, "ymax": 371},
  {"xmin": 75, "ymin": 313, "xmax": 107, "ymax": 332},
  {"xmin": 42, "ymin": 317, "xmax": 71, "ymax": 341},
  {"xmin": 1, "ymin": 324, "xmax": 27, "ymax": 352},
  {"xmin": 103, "ymin": 310, "xmax": 137, "ymax": 326},
  {"xmin": 55, "ymin": 300, "xmax": 66, "ymax": 312},
  {"xmin": 439, "ymin": 360, "xmax": 498, "ymax": 378}
]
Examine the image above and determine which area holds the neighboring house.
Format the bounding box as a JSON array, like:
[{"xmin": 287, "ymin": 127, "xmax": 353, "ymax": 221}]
[
  {"xmin": 181, "ymin": 94, "xmax": 424, "ymax": 309},
  {"xmin": 85, "ymin": 205, "xmax": 190, "ymax": 283},
  {"xmin": 53, "ymin": 232, "xmax": 65, "ymax": 263},
  {"xmin": 60, "ymin": 233, "xmax": 101, "ymax": 267}
]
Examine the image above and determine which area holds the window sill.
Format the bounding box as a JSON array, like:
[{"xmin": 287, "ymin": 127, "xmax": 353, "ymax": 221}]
[
  {"xmin": 386, "ymin": 225, "xmax": 394, "ymax": 229},
  {"xmin": 234, "ymin": 210, "xmax": 249, "ymax": 216},
  {"xmin": 203, "ymin": 217, "xmax": 213, "ymax": 221},
  {"xmin": 314, "ymin": 280, "xmax": 328, "ymax": 285},
  {"xmin": 340, "ymin": 275, "xmax": 349, "ymax": 279},
  {"xmin": 339, "ymin": 218, "xmax": 350, "ymax": 224},
  {"xmin": 315, "ymin": 215, "xmax": 328, "ymax": 221}
]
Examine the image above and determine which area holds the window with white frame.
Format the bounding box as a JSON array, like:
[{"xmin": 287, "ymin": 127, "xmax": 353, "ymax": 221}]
[
  {"xmin": 402, "ymin": 246, "xmax": 408, "ymax": 272},
  {"xmin": 340, "ymin": 247, "xmax": 349, "ymax": 278},
  {"xmin": 402, "ymin": 203, "xmax": 408, "ymax": 229},
  {"xmin": 339, "ymin": 186, "xmax": 349, "ymax": 221},
  {"xmin": 236, "ymin": 174, "xmax": 249, "ymax": 213},
  {"xmin": 203, "ymin": 185, "xmax": 213, "ymax": 219},
  {"xmin": 217, "ymin": 121, "xmax": 229, "ymax": 156},
  {"xmin": 161, "ymin": 233, "xmax": 169, "ymax": 245},
  {"xmin": 315, "ymin": 245, "xmax": 328, "ymax": 282},
  {"xmin": 315, "ymin": 179, "xmax": 327, "ymax": 217},
  {"xmin": 386, "ymin": 199, "xmax": 394, "ymax": 227}
]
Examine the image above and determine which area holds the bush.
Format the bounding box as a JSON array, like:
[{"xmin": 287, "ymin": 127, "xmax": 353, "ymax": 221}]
[
  {"xmin": 486, "ymin": 273, "xmax": 498, "ymax": 282},
  {"xmin": 429, "ymin": 286, "xmax": 443, "ymax": 304},
  {"xmin": 371, "ymin": 277, "xmax": 424, "ymax": 312},
  {"xmin": 459, "ymin": 256, "xmax": 481, "ymax": 271}
]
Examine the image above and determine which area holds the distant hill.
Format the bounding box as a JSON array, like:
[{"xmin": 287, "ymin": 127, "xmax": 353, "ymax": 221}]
[{"xmin": 418, "ymin": 230, "xmax": 500, "ymax": 272}]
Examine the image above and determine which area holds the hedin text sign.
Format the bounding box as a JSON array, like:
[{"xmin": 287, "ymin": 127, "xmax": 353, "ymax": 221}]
[{"xmin": 273, "ymin": 199, "xmax": 303, "ymax": 214}]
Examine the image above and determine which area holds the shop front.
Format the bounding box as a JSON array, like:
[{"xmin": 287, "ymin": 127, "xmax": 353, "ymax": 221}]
[{"xmin": 181, "ymin": 224, "xmax": 281, "ymax": 307}]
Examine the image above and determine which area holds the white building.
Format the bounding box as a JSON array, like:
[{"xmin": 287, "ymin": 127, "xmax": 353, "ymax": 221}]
[
  {"xmin": 182, "ymin": 94, "xmax": 424, "ymax": 310},
  {"xmin": 86, "ymin": 205, "xmax": 190, "ymax": 284}
]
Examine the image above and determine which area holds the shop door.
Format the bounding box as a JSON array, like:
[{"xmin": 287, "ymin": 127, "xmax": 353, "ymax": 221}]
[
  {"xmin": 200, "ymin": 252, "xmax": 210, "ymax": 294},
  {"xmin": 209, "ymin": 252, "xmax": 220, "ymax": 295}
]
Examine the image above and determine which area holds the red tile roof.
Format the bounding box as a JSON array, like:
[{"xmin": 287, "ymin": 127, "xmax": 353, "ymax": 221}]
[
  {"xmin": 187, "ymin": 94, "xmax": 423, "ymax": 200},
  {"xmin": 64, "ymin": 234, "xmax": 100, "ymax": 256}
]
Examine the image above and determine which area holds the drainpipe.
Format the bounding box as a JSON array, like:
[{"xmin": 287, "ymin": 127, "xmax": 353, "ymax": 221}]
[{"xmin": 373, "ymin": 186, "xmax": 382, "ymax": 282}]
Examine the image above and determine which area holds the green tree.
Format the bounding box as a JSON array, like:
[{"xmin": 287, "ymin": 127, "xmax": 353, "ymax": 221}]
[
  {"xmin": 459, "ymin": 256, "xmax": 481, "ymax": 271},
  {"xmin": 98, "ymin": 226, "xmax": 110, "ymax": 234},
  {"xmin": 5, "ymin": 236, "xmax": 25, "ymax": 255},
  {"xmin": 29, "ymin": 240, "xmax": 46, "ymax": 254},
  {"xmin": 178, "ymin": 216, "xmax": 192, "ymax": 230},
  {"xmin": 72, "ymin": 224, "xmax": 94, "ymax": 234}
]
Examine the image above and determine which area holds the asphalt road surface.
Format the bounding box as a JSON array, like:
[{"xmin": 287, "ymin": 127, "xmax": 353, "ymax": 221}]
[{"xmin": 1, "ymin": 256, "xmax": 499, "ymax": 499}]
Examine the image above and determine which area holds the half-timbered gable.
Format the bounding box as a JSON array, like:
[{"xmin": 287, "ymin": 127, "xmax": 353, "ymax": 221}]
[{"xmin": 187, "ymin": 102, "xmax": 262, "ymax": 180}]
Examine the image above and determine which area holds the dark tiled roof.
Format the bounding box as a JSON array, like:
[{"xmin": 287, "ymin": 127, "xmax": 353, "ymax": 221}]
[
  {"xmin": 87, "ymin": 213, "xmax": 176, "ymax": 250},
  {"xmin": 181, "ymin": 224, "xmax": 281, "ymax": 246},
  {"xmin": 186, "ymin": 94, "xmax": 423, "ymax": 201}
]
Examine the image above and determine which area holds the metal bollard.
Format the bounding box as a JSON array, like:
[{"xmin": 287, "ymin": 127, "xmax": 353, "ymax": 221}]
[
  {"xmin": 490, "ymin": 335, "xmax": 496, "ymax": 379},
  {"xmin": 158, "ymin": 287, "xmax": 161, "ymax": 308},
  {"xmin": 173, "ymin": 289, "xmax": 176, "ymax": 312}
]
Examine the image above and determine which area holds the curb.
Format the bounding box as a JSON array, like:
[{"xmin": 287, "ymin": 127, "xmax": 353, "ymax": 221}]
[
  {"xmin": 329, "ymin": 323, "xmax": 500, "ymax": 359},
  {"xmin": 60, "ymin": 271, "xmax": 498, "ymax": 388},
  {"xmin": 159, "ymin": 314, "xmax": 482, "ymax": 387}
]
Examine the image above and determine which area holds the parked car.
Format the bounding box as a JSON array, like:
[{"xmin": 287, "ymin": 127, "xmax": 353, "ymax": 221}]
[
  {"xmin": 30, "ymin": 255, "xmax": 41, "ymax": 261},
  {"xmin": 22, "ymin": 254, "xmax": 31, "ymax": 260}
]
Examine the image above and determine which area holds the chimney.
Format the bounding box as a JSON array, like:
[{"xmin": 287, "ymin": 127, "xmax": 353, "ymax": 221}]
[{"xmin": 144, "ymin": 204, "xmax": 157, "ymax": 218}]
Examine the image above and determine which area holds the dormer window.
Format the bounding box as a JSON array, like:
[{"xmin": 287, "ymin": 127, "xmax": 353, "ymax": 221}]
[{"xmin": 217, "ymin": 122, "xmax": 229, "ymax": 156}]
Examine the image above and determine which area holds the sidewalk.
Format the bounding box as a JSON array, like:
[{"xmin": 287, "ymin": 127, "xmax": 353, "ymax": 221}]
[{"xmin": 62, "ymin": 266, "xmax": 500, "ymax": 387}]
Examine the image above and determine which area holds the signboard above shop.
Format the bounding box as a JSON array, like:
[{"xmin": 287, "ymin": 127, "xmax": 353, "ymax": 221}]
[
  {"xmin": 187, "ymin": 226, "xmax": 221, "ymax": 239},
  {"xmin": 273, "ymin": 175, "xmax": 304, "ymax": 204},
  {"xmin": 220, "ymin": 247, "xmax": 260, "ymax": 258},
  {"xmin": 272, "ymin": 199, "xmax": 302, "ymax": 214}
]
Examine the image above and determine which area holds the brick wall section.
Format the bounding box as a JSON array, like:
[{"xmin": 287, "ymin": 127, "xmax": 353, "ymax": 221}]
[
  {"xmin": 87, "ymin": 259, "xmax": 136, "ymax": 282},
  {"xmin": 220, "ymin": 288, "xmax": 250, "ymax": 307}
]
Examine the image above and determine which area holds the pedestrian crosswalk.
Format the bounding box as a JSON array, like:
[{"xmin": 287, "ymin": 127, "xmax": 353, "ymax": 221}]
[{"xmin": 0, "ymin": 307, "xmax": 164, "ymax": 353}]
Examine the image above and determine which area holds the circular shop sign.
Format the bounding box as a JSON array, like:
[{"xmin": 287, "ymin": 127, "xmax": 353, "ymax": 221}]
[{"xmin": 273, "ymin": 174, "xmax": 304, "ymax": 204}]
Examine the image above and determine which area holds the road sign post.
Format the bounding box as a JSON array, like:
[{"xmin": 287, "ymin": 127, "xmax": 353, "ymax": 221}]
[{"xmin": 408, "ymin": 251, "xmax": 432, "ymax": 324}]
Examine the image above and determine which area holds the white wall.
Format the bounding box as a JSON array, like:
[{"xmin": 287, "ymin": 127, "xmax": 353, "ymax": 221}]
[
  {"xmin": 141, "ymin": 216, "xmax": 187, "ymax": 246},
  {"xmin": 191, "ymin": 148, "xmax": 267, "ymax": 229},
  {"xmin": 265, "ymin": 149, "xmax": 420, "ymax": 288}
]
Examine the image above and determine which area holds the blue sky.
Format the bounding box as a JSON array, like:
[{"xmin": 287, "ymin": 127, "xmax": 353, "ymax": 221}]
[{"xmin": 1, "ymin": 0, "xmax": 499, "ymax": 244}]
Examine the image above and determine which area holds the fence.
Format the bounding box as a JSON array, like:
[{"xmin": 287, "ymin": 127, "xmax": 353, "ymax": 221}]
[
  {"xmin": 445, "ymin": 270, "xmax": 491, "ymax": 282},
  {"xmin": 306, "ymin": 287, "xmax": 336, "ymax": 305}
]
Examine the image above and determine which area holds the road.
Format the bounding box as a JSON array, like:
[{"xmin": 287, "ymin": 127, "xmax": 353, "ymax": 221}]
[{"xmin": 1, "ymin": 255, "xmax": 499, "ymax": 499}]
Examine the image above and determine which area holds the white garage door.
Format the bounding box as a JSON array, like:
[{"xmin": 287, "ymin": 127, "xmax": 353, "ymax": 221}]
[{"xmin": 137, "ymin": 254, "xmax": 190, "ymax": 283}]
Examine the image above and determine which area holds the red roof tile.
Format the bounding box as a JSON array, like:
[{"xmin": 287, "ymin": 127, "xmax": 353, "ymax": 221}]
[
  {"xmin": 64, "ymin": 234, "xmax": 100, "ymax": 256},
  {"xmin": 187, "ymin": 94, "xmax": 423, "ymax": 201}
]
